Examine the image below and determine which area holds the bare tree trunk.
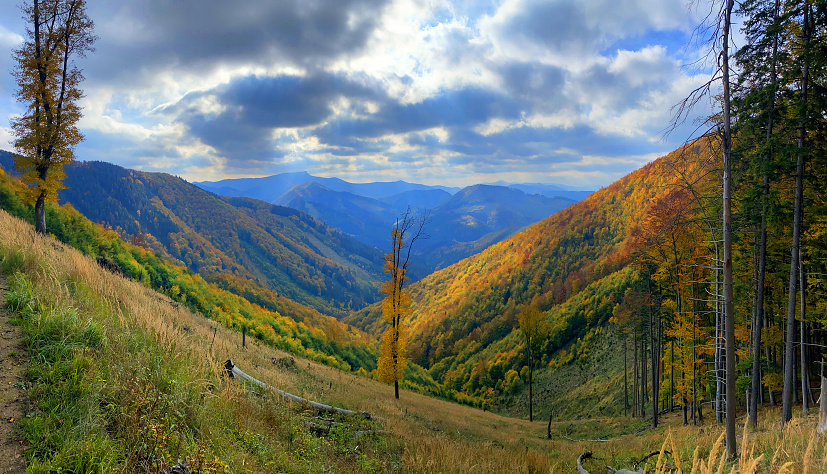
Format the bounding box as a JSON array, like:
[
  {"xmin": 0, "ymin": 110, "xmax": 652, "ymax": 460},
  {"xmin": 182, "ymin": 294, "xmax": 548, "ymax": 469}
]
[
  {"xmin": 800, "ymin": 252, "xmax": 808, "ymax": 413},
  {"xmin": 652, "ymin": 309, "xmax": 658, "ymax": 428},
  {"xmin": 625, "ymin": 337, "xmax": 629, "ymax": 417},
  {"xmin": 715, "ymin": 242, "xmax": 724, "ymax": 424},
  {"xmin": 721, "ymin": 0, "xmax": 737, "ymax": 457},
  {"xmin": 671, "ymin": 341, "xmax": 675, "ymax": 413},
  {"xmin": 34, "ymin": 193, "xmax": 47, "ymax": 234},
  {"xmin": 692, "ymin": 274, "xmax": 698, "ymax": 425},
  {"xmin": 642, "ymin": 332, "xmax": 647, "ymax": 418},
  {"xmin": 529, "ymin": 352, "xmax": 534, "ymax": 422},
  {"xmin": 783, "ymin": 2, "xmax": 809, "ymax": 425},
  {"xmin": 819, "ymin": 376, "xmax": 827, "ymax": 435},
  {"xmin": 634, "ymin": 329, "xmax": 638, "ymax": 417}
]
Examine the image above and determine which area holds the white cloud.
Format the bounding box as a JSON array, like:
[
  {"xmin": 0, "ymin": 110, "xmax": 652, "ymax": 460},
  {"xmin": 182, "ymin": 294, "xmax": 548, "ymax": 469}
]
[
  {"xmin": 0, "ymin": 25, "xmax": 22, "ymax": 47},
  {"xmin": 0, "ymin": 125, "xmax": 14, "ymax": 150}
]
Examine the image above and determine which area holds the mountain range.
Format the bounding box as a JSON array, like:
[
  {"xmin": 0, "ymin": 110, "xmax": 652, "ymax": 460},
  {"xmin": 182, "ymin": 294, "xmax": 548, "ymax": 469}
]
[
  {"xmin": 195, "ymin": 171, "xmax": 460, "ymax": 202},
  {"xmin": 201, "ymin": 172, "xmax": 586, "ymax": 272},
  {"xmin": 0, "ymin": 151, "xmax": 590, "ymax": 313},
  {"xmin": 1, "ymin": 142, "xmax": 711, "ymax": 420}
]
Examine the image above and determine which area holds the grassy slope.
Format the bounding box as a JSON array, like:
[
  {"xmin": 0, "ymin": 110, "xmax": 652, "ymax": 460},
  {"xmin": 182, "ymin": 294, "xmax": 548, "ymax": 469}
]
[{"xmin": 1, "ymin": 210, "xmax": 822, "ymax": 473}]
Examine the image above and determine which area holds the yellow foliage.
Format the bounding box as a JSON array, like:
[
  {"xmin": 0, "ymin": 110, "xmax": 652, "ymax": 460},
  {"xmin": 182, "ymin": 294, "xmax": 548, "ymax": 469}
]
[{"xmin": 763, "ymin": 372, "xmax": 784, "ymax": 392}]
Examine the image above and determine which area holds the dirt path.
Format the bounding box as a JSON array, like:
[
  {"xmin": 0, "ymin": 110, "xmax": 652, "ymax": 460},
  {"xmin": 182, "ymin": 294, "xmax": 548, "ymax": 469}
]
[{"xmin": 0, "ymin": 275, "xmax": 27, "ymax": 473}]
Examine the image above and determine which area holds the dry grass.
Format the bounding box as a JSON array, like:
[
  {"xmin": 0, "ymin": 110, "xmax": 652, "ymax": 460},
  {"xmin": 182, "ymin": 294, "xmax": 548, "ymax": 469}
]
[{"xmin": 1, "ymin": 208, "xmax": 824, "ymax": 473}]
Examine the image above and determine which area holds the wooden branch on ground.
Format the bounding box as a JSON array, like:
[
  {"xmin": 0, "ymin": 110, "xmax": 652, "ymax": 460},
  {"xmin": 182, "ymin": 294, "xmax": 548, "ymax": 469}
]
[
  {"xmin": 561, "ymin": 435, "xmax": 608, "ymax": 442},
  {"xmin": 633, "ymin": 451, "xmax": 671, "ymax": 470},
  {"xmin": 224, "ymin": 360, "xmax": 372, "ymax": 419}
]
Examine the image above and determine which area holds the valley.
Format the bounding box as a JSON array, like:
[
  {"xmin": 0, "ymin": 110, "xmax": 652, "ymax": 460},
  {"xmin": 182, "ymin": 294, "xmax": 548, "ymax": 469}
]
[{"xmin": 2, "ymin": 0, "xmax": 826, "ymax": 470}]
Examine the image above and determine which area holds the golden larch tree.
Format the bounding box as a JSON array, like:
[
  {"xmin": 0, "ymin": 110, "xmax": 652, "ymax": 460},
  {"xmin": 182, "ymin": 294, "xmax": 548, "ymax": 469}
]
[
  {"xmin": 377, "ymin": 208, "xmax": 427, "ymax": 399},
  {"xmin": 11, "ymin": 0, "xmax": 95, "ymax": 234}
]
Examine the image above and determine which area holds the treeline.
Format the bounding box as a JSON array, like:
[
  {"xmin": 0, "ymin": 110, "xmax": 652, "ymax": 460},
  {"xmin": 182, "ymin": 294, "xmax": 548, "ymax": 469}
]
[
  {"xmin": 615, "ymin": 0, "xmax": 827, "ymax": 433},
  {"xmin": 0, "ymin": 167, "xmax": 378, "ymax": 373}
]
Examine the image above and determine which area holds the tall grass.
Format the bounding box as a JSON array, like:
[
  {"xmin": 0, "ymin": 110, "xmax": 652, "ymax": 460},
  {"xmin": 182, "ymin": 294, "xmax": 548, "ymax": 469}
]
[{"xmin": 0, "ymin": 210, "xmax": 389, "ymax": 472}]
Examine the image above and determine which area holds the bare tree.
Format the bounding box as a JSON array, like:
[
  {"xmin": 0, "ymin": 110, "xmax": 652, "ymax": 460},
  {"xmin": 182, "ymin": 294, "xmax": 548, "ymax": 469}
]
[{"xmin": 669, "ymin": 0, "xmax": 737, "ymax": 458}]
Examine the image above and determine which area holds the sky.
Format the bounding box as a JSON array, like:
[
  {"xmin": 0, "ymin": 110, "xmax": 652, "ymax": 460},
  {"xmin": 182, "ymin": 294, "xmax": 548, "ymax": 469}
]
[{"xmin": 0, "ymin": 0, "xmax": 718, "ymax": 189}]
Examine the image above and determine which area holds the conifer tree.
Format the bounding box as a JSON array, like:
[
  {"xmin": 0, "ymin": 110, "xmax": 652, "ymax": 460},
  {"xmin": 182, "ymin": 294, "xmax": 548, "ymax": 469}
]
[
  {"xmin": 10, "ymin": 0, "xmax": 95, "ymax": 234},
  {"xmin": 733, "ymin": 0, "xmax": 784, "ymax": 428}
]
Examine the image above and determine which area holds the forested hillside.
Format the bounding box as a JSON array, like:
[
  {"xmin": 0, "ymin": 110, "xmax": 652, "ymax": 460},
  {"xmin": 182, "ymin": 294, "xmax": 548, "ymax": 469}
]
[
  {"xmin": 28, "ymin": 159, "xmax": 386, "ymax": 316},
  {"xmin": 347, "ymin": 141, "xmax": 714, "ymax": 416},
  {"xmin": 0, "ymin": 164, "xmax": 378, "ymax": 371}
]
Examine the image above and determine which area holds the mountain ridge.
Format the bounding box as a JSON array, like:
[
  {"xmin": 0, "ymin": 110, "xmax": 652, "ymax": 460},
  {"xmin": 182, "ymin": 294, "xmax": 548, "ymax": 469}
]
[{"xmin": 0, "ymin": 153, "xmax": 386, "ymax": 316}]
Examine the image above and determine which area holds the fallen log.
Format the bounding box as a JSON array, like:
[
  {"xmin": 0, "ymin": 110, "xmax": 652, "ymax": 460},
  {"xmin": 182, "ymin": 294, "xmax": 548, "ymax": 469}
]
[
  {"xmin": 224, "ymin": 360, "xmax": 372, "ymax": 419},
  {"xmin": 577, "ymin": 452, "xmax": 592, "ymax": 474}
]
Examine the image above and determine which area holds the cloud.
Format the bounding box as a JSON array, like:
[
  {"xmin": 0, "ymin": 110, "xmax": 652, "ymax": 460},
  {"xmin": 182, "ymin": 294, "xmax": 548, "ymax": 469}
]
[
  {"xmin": 0, "ymin": 24, "xmax": 22, "ymax": 47},
  {"xmin": 85, "ymin": 0, "xmax": 391, "ymax": 86},
  {"xmin": 0, "ymin": 0, "xmax": 715, "ymax": 188},
  {"xmin": 316, "ymin": 86, "xmax": 525, "ymax": 143},
  {"xmin": 164, "ymin": 73, "xmax": 383, "ymax": 166}
]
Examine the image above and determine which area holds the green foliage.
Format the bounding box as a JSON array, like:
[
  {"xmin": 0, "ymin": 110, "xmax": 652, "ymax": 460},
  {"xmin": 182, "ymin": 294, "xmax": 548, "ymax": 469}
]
[
  {"xmin": 2, "ymin": 244, "xmax": 393, "ymax": 473},
  {"xmin": 6, "ymin": 273, "xmax": 122, "ymax": 472}
]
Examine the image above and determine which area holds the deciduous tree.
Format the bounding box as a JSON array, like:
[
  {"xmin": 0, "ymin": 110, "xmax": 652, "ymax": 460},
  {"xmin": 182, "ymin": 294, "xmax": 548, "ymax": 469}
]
[
  {"xmin": 10, "ymin": 0, "xmax": 95, "ymax": 234},
  {"xmin": 377, "ymin": 208, "xmax": 427, "ymax": 399},
  {"xmin": 518, "ymin": 305, "xmax": 549, "ymax": 422}
]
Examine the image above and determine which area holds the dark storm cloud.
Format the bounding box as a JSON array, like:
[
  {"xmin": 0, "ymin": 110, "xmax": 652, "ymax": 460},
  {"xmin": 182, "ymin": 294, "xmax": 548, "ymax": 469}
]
[
  {"xmin": 218, "ymin": 74, "xmax": 379, "ymax": 129},
  {"xmin": 499, "ymin": 0, "xmax": 596, "ymax": 54},
  {"xmin": 167, "ymin": 65, "xmax": 665, "ymax": 173},
  {"xmin": 315, "ymin": 87, "xmax": 525, "ymax": 145},
  {"xmin": 84, "ymin": 0, "xmax": 390, "ymax": 84},
  {"xmin": 167, "ymin": 73, "xmax": 381, "ymax": 163}
]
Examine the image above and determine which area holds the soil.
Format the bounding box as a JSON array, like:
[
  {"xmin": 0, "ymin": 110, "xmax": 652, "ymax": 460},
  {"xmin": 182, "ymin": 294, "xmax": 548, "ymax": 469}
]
[{"xmin": 0, "ymin": 275, "xmax": 27, "ymax": 473}]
